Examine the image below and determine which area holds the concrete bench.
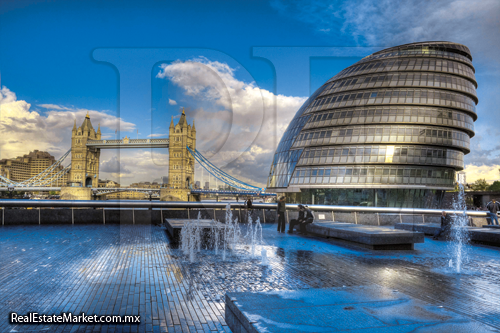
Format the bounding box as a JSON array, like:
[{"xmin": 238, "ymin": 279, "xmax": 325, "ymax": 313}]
[
  {"xmin": 306, "ymin": 222, "xmax": 424, "ymax": 250},
  {"xmin": 225, "ymin": 286, "xmax": 493, "ymax": 333},
  {"xmin": 394, "ymin": 222, "xmax": 442, "ymax": 235},
  {"xmin": 164, "ymin": 218, "xmax": 224, "ymax": 242},
  {"xmin": 395, "ymin": 223, "xmax": 500, "ymax": 247},
  {"xmin": 483, "ymin": 225, "xmax": 500, "ymax": 229}
]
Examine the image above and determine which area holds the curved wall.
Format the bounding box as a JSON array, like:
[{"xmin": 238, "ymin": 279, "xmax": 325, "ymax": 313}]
[{"xmin": 267, "ymin": 42, "xmax": 477, "ymax": 207}]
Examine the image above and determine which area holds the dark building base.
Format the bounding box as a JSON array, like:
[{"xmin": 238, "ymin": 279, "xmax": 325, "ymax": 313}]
[{"xmin": 285, "ymin": 188, "xmax": 445, "ymax": 208}]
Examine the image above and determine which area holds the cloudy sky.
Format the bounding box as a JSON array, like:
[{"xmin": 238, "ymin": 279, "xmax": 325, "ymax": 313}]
[{"xmin": 1, "ymin": 0, "xmax": 499, "ymax": 186}]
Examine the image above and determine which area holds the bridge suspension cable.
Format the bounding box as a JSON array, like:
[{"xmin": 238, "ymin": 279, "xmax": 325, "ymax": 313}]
[
  {"xmin": 29, "ymin": 164, "xmax": 72, "ymax": 187},
  {"xmin": 187, "ymin": 146, "xmax": 264, "ymax": 192}
]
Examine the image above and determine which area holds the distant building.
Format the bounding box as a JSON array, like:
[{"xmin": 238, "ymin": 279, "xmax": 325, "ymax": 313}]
[
  {"xmin": 129, "ymin": 181, "xmax": 161, "ymax": 189},
  {"xmin": 0, "ymin": 150, "xmax": 68, "ymax": 186},
  {"xmin": 105, "ymin": 191, "xmax": 148, "ymax": 200},
  {"xmin": 98, "ymin": 179, "xmax": 120, "ymax": 188},
  {"xmin": 204, "ymin": 181, "xmax": 209, "ymax": 190},
  {"xmin": 195, "ymin": 181, "xmax": 201, "ymax": 189}
]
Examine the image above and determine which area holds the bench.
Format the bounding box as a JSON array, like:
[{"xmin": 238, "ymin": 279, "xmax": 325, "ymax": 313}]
[
  {"xmin": 164, "ymin": 218, "xmax": 225, "ymax": 242},
  {"xmin": 306, "ymin": 222, "xmax": 424, "ymax": 250}
]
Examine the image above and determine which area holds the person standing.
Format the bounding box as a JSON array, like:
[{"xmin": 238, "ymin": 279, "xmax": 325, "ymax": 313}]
[
  {"xmin": 486, "ymin": 199, "xmax": 500, "ymax": 226},
  {"xmin": 276, "ymin": 196, "xmax": 286, "ymax": 233}
]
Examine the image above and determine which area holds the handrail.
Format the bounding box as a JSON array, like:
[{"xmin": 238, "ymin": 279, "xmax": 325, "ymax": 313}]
[{"xmin": 0, "ymin": 200, "xmax": 489, "ymax": 217}]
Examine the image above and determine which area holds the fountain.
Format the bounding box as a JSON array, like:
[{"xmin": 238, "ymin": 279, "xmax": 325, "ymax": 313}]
[
  {"xmin": 179, "ymin": 204, "xmax": 266, "ymax": 264},
  {"xmin": 449, "ymin": 181, "xmax": 471, "ymax": 273},
  {"xmin": 261, "ymin": 248, "xmax": 269, "ymax": 265}
]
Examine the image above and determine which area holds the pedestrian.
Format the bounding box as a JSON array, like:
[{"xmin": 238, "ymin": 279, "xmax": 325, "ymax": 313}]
[
  {"xmin": 433, "ymin": 211, "xmax": 452, "ymax": 240},
  {"xmin": 486, "ymin": 199, "xmax": 500, "ymax": 226},
  {"xmin": 276, "ymin": 196, "xmax": 286, "ymax": 233},
  {"xmin": 288, "ymin": 205, "xmax": 314, "ymax": 234},
  {"xmin": 247, "ymin": 197, "xmax": 253, "ymax": 210}
]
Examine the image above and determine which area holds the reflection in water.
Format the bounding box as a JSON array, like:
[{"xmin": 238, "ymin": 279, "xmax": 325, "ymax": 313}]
[
  {"xmin": 276, "ymin": 248, "xmax": 285, "ymax": 258},
  {"xmin": 164, "ymin": 222, "xmax": 500, "ymax": 329}
]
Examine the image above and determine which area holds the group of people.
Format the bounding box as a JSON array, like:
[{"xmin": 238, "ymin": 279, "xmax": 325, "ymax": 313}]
[
  {"xmin": 276, "ymin": 196, "xmax": 314, "ymax": 234},
  {"xmin": 271, "ymin": 196, "xmax": 500, "ymax": 238}
]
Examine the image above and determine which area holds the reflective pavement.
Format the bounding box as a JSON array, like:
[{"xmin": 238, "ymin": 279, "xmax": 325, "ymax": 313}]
[{"xmin": 1, "ymin": 224, "xmax": 500, "ymax": 332}]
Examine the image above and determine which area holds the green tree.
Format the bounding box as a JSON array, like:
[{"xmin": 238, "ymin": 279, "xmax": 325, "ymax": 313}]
[
  {"xmin": 471, "ymin": 178, "xmax": 489, "ymax": 191},
  {"xmin": 488, "ymin": 181, "xmax": 500, "ymax": 191}
]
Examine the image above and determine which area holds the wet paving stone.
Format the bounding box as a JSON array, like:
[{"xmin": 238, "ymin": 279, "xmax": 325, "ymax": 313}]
[{"xmin": 1, "ymin": 224, "xmax": 500, "ymax": 332}]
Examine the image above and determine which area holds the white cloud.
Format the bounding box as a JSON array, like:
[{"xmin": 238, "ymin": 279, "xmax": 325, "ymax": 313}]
[
  {"xmin": 0, "ymin": 86, "xmax": 136, "ymax": 161},
  {"xmin": 99, "ymin": 150, "xmax": 169, "ymax": 183},
  {"xmin": 168, "ymin": 99, "xmax": 177, "ymax": 105},
  {"xmin": 1, "ymin": 86, "xmax": 172, "ymax": 186},
  {"xmin": 463, "ymin": 164, "xmax": 500, "ymax": 183},
  {"xmin": 148, "ymin": 133, "xmax": 168, "ymax": 138},
  {"xmin": 157, "ymin": 58, "xmax": 306, "ymax": 186},
  {"xmin": 38, "ymin": 104, "xmax": 71, "ymax": 110},
  {"xmin": 271, "ymin": 0, "xmax": 500, "ymax": 64}
]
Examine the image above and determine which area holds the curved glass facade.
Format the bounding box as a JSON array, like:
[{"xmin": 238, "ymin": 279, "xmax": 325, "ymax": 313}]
[{"xmin": 267, "ymin": 41, "xmax": 477, "ymax": 208}]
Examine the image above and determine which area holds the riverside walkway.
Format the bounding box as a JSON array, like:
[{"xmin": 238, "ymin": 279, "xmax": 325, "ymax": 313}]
[{"xmin": 1, "ymin": 224, "xmax": 500, "ymax": 332}]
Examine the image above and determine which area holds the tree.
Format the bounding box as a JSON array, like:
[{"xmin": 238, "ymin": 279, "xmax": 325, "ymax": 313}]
[
  {"xmin": 471, "ymin": 178, "xmax": 489, "ymax": 191},
  {"xmin": 488, "ymin": 181, "xmax": 500, "ymax": 191}
]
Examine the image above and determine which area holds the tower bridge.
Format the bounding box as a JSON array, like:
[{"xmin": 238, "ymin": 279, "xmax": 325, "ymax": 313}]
[
  {"xmin": 67, "ymin": 108, "xmax": 195, "ymax": 200},
  {"xmin": 1, "ymin": 108, "xmax": 269, "ymax": 200},
  {"xmin": 86, "ymin": 138, "xmax": 169, "ymax": 149}
]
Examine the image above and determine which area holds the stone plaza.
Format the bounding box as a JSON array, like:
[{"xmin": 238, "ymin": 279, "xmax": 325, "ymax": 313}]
[{"xmin": 1, "ymin": 223, "xmax": 500, "ymax": 332}]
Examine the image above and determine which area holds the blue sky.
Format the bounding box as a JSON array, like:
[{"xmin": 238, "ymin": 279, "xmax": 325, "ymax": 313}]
[{"xmin": 1, "ymin": 0, "xmax": 499, "ymax": 186}]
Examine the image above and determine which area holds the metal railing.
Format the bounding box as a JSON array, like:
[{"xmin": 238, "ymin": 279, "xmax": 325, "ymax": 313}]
[{"xmin": 0, "ymin": 199, "xmax": 489, "ymax": 217}]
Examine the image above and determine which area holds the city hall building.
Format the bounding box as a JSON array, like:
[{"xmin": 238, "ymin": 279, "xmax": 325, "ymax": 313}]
[{"xmin": 267, "ymin": 42, "xmax": 477, "ymax": 208}]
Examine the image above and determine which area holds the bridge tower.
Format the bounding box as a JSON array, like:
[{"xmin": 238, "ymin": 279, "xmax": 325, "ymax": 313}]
[
  {"xmin": 161, "ymin": 108, "xmax": 196, "ymax": 201},
  {"xmin": 70, "ymin": 113, "xmax": 101, "ymax": 187}
]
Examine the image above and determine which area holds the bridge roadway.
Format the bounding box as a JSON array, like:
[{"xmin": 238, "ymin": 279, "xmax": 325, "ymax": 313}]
[
  {"xmin": 0, "ymin": 187, "xmax": 160, "ymax": 191},
  {"xmin": 86, "ymin": 138, "xmax": 169, "ymax": 149},
  {"xmin": 190, "ymin": 189, "xmax": 275, "ymax": 196},
  {"xmin": 0, "ymin": 187, "xmax": 276, "ymax": 197}
]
